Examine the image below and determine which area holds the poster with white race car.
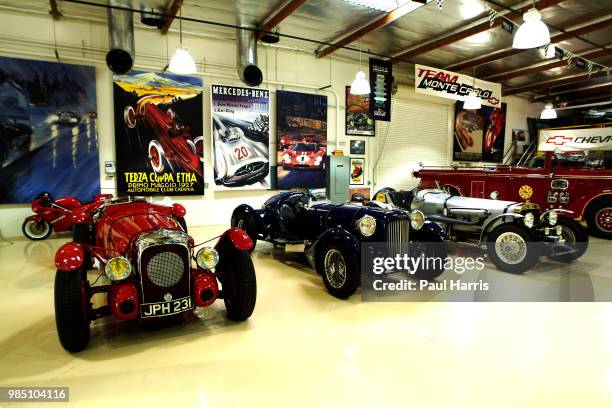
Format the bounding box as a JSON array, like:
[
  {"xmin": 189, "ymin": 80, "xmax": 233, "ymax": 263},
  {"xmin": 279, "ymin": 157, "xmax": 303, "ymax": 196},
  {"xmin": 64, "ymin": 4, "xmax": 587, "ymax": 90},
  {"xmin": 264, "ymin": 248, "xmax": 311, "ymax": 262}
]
[{"xmin": 211, "ymin": 84, "xmax": 270, "ymax": 190}]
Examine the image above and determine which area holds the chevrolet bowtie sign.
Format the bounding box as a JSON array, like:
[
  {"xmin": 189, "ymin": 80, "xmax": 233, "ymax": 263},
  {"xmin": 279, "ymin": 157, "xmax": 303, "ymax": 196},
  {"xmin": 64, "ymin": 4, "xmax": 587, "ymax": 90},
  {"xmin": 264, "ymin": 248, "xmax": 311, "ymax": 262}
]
[
  {"xmin": 414, "ymin": 64, "xmax": 502, "ymax": 108},
  {"xmin": 539, "ymin": 127, "xmax": 612, "ymax": 152}
]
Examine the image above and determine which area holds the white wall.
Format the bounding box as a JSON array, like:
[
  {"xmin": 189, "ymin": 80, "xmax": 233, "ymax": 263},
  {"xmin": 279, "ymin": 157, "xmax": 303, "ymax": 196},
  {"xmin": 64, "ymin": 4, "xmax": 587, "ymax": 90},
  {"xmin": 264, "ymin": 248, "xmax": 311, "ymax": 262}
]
[{"xmin": 0, "ymin": 9, "xmax": 541, "ymax": 238}]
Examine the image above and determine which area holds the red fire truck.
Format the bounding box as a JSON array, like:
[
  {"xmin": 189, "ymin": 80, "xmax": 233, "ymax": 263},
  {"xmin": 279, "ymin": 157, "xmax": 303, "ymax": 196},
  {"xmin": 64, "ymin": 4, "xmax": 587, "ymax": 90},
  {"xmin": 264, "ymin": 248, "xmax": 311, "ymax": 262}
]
[{"xmin": 414, "ymin": 125, "xmax": 612, "ymax": 238}]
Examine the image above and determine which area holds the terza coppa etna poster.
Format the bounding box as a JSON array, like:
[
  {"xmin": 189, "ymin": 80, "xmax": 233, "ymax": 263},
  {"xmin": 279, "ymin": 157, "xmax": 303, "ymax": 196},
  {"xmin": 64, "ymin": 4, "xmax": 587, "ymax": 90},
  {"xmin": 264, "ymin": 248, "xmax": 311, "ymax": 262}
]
[
  {"xmin": 453, "ymin": 101, "xmax": 507, "ymax": 163},
  {"xmin": 211, "ymin": 85, "xmax": 270, "ymax": 190},
  {"xmin": 277, "ymin": 90, "xmax": 327, "ymax": 189},
  {"xmin": 113, "ymin": 70, "xmax": 204, "ymax": 195},
  {"xmin": 0, "ymin": 56, "xmax": 99, "ymax": 203}
]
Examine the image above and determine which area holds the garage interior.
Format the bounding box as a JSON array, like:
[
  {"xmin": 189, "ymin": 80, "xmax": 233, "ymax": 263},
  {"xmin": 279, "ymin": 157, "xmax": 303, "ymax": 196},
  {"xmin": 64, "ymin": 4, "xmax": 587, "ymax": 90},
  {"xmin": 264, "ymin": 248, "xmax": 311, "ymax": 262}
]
[{"xmin": 0, "ymin": 0, "xmax": 610, "ymax": 406}]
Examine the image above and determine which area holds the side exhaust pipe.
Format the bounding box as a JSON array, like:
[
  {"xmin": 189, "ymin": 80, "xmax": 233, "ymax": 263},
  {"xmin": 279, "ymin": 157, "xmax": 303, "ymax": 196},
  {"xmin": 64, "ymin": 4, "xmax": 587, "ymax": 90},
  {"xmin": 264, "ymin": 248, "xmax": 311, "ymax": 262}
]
[
  {"xmin": 236, "ymin": 25, "xmax": 263, "ymax": 87},
  {"xmin": 106, "ymin": 0, "xmax": 135, "ymax": 74}
]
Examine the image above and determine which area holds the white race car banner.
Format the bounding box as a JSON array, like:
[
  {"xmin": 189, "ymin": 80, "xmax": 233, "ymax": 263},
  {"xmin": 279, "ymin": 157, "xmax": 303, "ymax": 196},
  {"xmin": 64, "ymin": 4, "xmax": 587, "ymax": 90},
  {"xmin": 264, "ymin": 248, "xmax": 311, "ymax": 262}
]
[
  {"xmin": 414, "ymin": 64, "xmax": 502, "ymax": 108},
  {"xmin": 539, "ymin": 127, "xmax": 612, "ymax": 152}
]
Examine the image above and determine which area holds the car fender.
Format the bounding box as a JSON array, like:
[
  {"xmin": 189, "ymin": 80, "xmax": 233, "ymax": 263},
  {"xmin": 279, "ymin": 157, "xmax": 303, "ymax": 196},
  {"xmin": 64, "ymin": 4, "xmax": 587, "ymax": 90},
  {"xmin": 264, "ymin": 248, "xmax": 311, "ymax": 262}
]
[
  {"xmin": 232, "ymin": 204, "xmax": 265, "ymax": 238},
  {"xmin": 25, "ymin": 214, "xmax": 43, "ymax": 223},
  {"xmin": 55, "ymin": 242, "xmax": 86, "ymax": 272},
  {"xmin": 216, "ymin": 227, "xmax": 254, "ymax": 252},
  {"xmin": 411, "ymin": 221, "xmax": 446, "ymax": 242},
  {"xmin": 306, "ymin": 228, "xmax": 360, "ymax": 273},
  {"xmin": 478, "ymin": 214, "xmax": 526, "ymax": 245}
]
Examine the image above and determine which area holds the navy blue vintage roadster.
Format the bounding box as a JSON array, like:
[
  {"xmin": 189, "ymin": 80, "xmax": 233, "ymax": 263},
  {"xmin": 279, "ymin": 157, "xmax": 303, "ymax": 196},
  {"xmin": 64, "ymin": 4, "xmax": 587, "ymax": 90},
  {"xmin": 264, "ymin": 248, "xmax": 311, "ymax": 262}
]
[{"xmin": 232, "ymin": 192, "xmax": 447, "ymax": 298}]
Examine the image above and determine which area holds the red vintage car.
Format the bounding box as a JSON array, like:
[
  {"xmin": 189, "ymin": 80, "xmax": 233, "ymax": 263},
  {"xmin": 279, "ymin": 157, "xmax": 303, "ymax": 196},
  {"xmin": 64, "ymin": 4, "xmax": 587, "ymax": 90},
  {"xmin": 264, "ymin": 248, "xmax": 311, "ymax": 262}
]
[
  {"xmin": 281, "ymin": 142, "xmax": 327, "ymax": 170},
  {"xmin": 278, "ymin": 133, "xmax": 326, "ymax": 151},
  {"xmin": 54, "ymin": 197, "xmax": 256, "ymax": 352},
  {"xmin": 22, "ymin": 192, "xmax": 113, "ymax": 240},
  {"xmin": 414, "ymin": 151, "xmax": 612, "ymax": 238},
  {"xmin": 124, "ymin": 97, "xmax": 203, "ymax": 177}
]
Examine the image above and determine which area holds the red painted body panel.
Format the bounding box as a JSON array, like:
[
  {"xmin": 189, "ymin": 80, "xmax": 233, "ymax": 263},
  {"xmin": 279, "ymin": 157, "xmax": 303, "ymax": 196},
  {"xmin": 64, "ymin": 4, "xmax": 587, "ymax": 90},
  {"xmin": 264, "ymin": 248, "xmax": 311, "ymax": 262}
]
[
  {"xmin": 221, "ymin": 227, "xmax": 254, "ymax": 251},
  {"xmin": 108, "ymin": 282, "xmax": 140, "ymax": 320},
  {"xmin": 55, "ymin": 242, "xmax": 85, "ymax": 272},
  {"xmin": 27, "ymin": 194, "xmax": 111, "ymax": 234},
  {"xmin": 192, "ymin": 270, "xmax": 219, "ymax": 307},
  {"xmin": 416, "ymin": 152, "xmax": 612, "ymax": 219},
  {"xmin": 95, "ymin": 201, "xmax": 180, "ymax": 258}
]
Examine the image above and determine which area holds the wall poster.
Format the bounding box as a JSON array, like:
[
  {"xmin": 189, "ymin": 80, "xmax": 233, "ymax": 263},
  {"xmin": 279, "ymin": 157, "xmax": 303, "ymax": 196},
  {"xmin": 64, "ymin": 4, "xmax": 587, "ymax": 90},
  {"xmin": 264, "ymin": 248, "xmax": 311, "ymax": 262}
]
[
  {"xmin": 0, "ymin": 56, "xmax": 99, "ymax": 203},
  {"xmin": 211, "ymin": 84, "xmax": 270, "ymax": 190},
  {"xmin": 113, "ymin": 70, "xmax": 204, "ymax": 195},
  {"xmin": 345, "ymin": 86, "xmax": 375, "ymax": 136},
  {"xmin": 276, "ymin": 90, "xmax": 327, "ymax": 189},
  {"xmin": 369, "ymin": 58, "xmax": 392, "ymax": 122},
  {"xmin": 453, "ymin": 101, "xmax": 507, "ymax": 163},
  {"xmin": 350, "ymin": 158, "xmax": 365, "ymax": 185}
]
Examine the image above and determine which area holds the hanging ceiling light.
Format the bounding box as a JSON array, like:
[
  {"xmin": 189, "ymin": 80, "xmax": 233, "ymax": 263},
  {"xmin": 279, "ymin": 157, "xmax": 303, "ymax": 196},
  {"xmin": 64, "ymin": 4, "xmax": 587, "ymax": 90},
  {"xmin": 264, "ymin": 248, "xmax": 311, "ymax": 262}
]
[
  {"xmin": 540, "ymin": 103, "xmax": 557, "ymax": 119},
  {"xmin": 350, "ymin": 39, "xmax": 371, "ymax": 95},
  {"xmin": 463, "ymin": 66, "xmax": 481, "ymax": 110},
  {"xmin": 168, "ymin": 6, "xmax": 196, "ymax": 74},
  {"xmin": 512, "ymin": 7, "xmax": 550, "ymax": 49}
]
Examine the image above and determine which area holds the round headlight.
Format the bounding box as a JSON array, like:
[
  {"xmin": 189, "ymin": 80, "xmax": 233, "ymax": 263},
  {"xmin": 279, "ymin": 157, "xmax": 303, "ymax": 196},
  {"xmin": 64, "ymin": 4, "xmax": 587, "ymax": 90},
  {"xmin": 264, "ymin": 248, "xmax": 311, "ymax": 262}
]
[
  {"xmin": 196, "ymin": 247, "xmax": 219, "ymax": 270},
  {"xmin": 105, "ymin": 256, "xmax": 132, "ymax": 281},
  {"xmin": 548, "ymin": 210, "xmax": 558, "ymax": 226},
  {"xmin": 357, "ymin": 215, "xmax": 376, "ymax": 237},
  {"xmin": 523, "ymin": 212, "xmax": 535, "ymax": 228},
  {"xmin": 410, "ymin": 210, "xmax": 425, "ymax": 230}
]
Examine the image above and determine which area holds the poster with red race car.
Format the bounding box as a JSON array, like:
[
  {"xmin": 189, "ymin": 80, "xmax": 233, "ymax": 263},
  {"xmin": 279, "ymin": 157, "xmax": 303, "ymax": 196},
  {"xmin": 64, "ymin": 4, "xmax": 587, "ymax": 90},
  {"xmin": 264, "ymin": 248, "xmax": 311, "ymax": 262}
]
[
  {"xmin": 277, "ymin": 90, "xmax": 327, "ymax": 189},
  {"xmin": 211, "ymin": 84, "xmax": 270, "ymax": 190},
  {"xmin": 453, "ymin": 101, "xmax": 506, "ymax": 163},
  {"xmin": 113, "ymin": 70, "xmax": 204, "ymax": 195}
]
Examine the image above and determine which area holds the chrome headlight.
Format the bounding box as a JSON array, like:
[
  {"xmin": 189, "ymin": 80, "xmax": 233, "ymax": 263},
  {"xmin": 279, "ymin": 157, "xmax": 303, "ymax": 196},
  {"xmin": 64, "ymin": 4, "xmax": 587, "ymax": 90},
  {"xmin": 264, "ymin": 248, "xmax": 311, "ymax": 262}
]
[
  {"xmin": 410, "ymin": 210, "xmax": 425, "ymax": 230},
  {"xmin": 548, "ymin": 210, "xmax": 558, "ymax": 226},
  {"xmin": 105, "ymin": 256, "xmax": 132, "ymax": 281},
  {"xmin": 357, "ymin": 215, "xmax": 376, "ymax": 237},
  {"xmin": 523, "ymin": 212, "xmax": 535, "ymax": 228},
  {"xmin": 196, "ymin": 247, "xmax": 219, "ymax": 270}
]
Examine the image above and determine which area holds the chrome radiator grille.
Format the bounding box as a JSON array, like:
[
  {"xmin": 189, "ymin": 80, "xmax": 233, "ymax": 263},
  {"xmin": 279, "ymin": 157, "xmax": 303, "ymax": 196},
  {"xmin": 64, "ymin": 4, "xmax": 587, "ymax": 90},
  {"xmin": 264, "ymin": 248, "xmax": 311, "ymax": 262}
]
[
  {"xmin": 385, "ymin": 219, "xmax": 410, "ymax": 256},
  {"xmin": 146, "ymin": 251, "xmax": 185, "ymax": 287}
]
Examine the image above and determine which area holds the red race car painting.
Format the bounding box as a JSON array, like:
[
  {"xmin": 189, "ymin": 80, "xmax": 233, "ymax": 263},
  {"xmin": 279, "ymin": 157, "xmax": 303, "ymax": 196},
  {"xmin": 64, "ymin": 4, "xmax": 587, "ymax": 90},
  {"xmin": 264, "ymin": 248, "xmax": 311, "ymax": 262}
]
[{"xmin": 281, "ymin": 142, "xmax": 327, "ymax": 170}]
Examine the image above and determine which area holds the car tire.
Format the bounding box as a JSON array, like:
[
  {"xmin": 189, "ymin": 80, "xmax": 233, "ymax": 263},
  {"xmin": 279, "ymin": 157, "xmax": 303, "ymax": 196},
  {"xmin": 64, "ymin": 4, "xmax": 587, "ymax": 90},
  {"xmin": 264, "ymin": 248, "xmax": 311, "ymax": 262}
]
[
  {"xmin": 148, "ymin": 140, "xmax": 166, "ymax": 173},
  {"xmin": 22, "ymin": 219, "xmax": 52, "ymax": 240},
  {"xmin": 317, "ymin": 243, "xmax": 359, "ymax": 299},
  {"xmin": 176, "ymin": 216, "xmax": 188, "ymax": 233},
  {"xmin": 54, "ymin": 268, "xmax": 90, "ymax": 352},
  {"xmin": 123, "ymin": 106, "xmax": 136, "ymax": 129},
  {"xmin": 231, "ymin": 210, "xmax": 257, "ymax": 251},
  {"xmin": 410, "ymin": 241, "xmax": 447, "ymax": 280},
  {"xmin": 216, "ymin": 242, "xmax": 256, "ymax": 321},
  {"xmin": 586, "ymin": 197, "xmax": 612, "ymax": 239},
  {"xmin": 486, "ymin": 224, "xmax": 539, "ymax": 274},
  {"xmin": 547, "ymin": 217, "xmax": 589, "ymax": 263}
]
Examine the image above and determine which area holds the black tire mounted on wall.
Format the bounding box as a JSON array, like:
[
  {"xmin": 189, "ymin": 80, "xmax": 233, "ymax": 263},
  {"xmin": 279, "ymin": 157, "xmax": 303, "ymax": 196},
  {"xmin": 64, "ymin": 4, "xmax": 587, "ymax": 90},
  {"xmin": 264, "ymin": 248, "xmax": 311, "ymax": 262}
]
[
  {"xmin": 547, "ymin": 217, "xmax": 589, "ymax": 262},
  {"xmin": 316, "ymin": 243, "xmax": 359, "ymax": 299},
  {"xmin": 54, "ymin": 268, "xmax": 90, "ymax": 352},
  {"xmin": 216, "ymin": 241, "xmax": 256, "ymax": 321},
  {"xmin": 486, "ymin": 224, "xmax": 539, "ymax": 274},
  {"xmin": 230, "ymin": 210, "xmax": 257, "ymax": 251},
  {"xmin": 585, "ymin": 197, "xmax": 612, "ymax": 239}
]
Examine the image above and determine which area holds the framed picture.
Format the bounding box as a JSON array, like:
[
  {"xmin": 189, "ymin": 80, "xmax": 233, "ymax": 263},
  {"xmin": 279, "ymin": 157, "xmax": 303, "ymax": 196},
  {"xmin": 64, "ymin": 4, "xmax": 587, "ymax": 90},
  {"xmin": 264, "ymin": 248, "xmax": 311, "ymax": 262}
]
[
  {"xmin": 350, "ymin": 158, "xmax": 365, "ymax": 185},
  {"xmin": 350, "ymin": 187, "xmax": 371, "ymax": 202},
  {"xmin": 345, "ymin": 86, "xmax": 375, "ymax": 136},
  {"xmin": 350, "ymin": 139, "xmax": 366, "ymax": 155}
]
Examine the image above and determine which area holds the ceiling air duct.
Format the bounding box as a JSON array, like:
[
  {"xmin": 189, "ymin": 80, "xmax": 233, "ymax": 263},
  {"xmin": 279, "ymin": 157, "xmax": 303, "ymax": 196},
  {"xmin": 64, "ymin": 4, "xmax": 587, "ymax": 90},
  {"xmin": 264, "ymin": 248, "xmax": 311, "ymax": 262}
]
[
  {"xmin": 106, "ymin": 0, "xmax": 135, "ymax": 74},
  {"xmin": 236, "ymin": 25, "xmax": 263, "ymax": 87}
]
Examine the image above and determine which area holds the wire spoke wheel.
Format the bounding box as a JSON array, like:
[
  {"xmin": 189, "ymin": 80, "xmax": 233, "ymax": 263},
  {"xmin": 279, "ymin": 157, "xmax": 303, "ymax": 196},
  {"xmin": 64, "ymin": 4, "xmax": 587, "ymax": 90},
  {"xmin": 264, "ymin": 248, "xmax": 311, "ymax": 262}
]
[
  {"xmin": 324, "ymin": 249, "xmax": 347, "ymax": 289},
  {"xmin": 495, "ymin": 232, "xmax": 527, "ymax": 265}
]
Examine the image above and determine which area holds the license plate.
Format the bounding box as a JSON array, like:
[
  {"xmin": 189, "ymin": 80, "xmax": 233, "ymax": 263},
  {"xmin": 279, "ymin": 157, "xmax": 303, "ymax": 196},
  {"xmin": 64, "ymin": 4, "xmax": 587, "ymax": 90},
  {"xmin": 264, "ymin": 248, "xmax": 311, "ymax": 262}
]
[{"xmin": 140, "ymin": 296, "xmax": 193, "ymax": 318}]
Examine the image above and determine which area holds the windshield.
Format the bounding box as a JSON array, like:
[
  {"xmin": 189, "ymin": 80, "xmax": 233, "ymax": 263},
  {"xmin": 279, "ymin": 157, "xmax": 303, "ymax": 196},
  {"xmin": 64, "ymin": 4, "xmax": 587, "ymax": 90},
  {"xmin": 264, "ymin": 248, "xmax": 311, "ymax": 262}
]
[{"xmin": 294, "ymin": 143, "xmax": 318, "ymax": 152}]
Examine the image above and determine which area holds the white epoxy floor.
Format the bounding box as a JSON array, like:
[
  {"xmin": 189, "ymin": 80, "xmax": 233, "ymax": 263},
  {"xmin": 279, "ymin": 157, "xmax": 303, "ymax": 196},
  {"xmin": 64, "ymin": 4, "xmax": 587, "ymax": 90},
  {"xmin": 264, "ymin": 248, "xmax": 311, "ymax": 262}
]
[{"xmin": 0, "ymin": 225, "xmax": 611, "ymax": 407}]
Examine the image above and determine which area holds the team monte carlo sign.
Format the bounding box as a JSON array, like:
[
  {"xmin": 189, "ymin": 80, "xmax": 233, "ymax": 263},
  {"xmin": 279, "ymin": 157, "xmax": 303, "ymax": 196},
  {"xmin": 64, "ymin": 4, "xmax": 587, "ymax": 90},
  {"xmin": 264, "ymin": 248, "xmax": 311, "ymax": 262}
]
[
  {"xmin": 414, "ymin": 64, "xmax": 502, "ymax": 108},
  {"xmin": 539, "ymin": 127, "xmax": 612, "ymax": 152}
]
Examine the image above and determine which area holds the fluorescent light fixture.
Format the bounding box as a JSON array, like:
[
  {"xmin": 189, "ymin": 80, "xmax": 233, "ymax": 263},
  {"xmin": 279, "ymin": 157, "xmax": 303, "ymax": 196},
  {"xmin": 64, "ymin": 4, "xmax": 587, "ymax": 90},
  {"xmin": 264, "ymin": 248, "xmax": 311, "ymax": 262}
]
[
  {"xmin": 350, "ymin": 70, "xmax": 371, "ymax": 95},
  {"xmin": 343, "ymin": 0, "xmax": 414, "ymax": 12},
  {"xmin": 540, "ymin": 103, "xmax": 557, "ymax": 119},
  {"xmin": 463, "ymin": 91, "xmax": 481, "ymax": 110},
  {"xmin": 512, "ymin": 8, "xmax": 550, "ymax": 49},
  {"xmin": 169, "ymin": 45, "xmax": 196, "ymax": 74}
]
